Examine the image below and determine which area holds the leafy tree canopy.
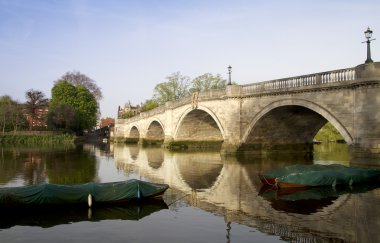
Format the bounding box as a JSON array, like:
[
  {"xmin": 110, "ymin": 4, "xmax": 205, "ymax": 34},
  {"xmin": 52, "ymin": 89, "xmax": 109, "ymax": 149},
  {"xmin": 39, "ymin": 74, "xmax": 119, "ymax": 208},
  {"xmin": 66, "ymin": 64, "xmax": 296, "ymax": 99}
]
[
  {"xmin": 56, "ymin": 71, "xmax": 102, "ymax": 101},
  {"xmin": 151, "ymin": 72, "xmax": 226, "ymax": 106},
  {"xmin": 314, "ymin": 122, "xmax": 344, "ymax": 142},
  {"xmin": 47, "ymin": 104, "xmax": 77, "ymax": 131},
  {"xmin": 191, "ymin": 73, "xmax": 226, "ymax": 92},
  {"xmin": 49, "ymin": 81, "xmax": 98, "ymax": 132},
  {"xmin": 141, "ymin": 99, "xmax": 159, "ymax": 112},
  {"xmin": 122, "ymin": 72, "xmax": 228, "ymax": 115},
  {"xmin": 0, "ymin": 95, "xmax": 26, "ymax": 133},
  {"xmin": 153, "ymin": 72, "xmax": 191, "ymax": 104}
]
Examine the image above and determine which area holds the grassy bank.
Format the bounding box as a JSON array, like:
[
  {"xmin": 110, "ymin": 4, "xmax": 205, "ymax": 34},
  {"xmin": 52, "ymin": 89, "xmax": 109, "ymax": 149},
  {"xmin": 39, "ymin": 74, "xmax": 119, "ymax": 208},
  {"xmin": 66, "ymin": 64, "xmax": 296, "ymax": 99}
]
[{"xmin": 0, "ymin": 134, "xmax": 76, "ymax": 145}]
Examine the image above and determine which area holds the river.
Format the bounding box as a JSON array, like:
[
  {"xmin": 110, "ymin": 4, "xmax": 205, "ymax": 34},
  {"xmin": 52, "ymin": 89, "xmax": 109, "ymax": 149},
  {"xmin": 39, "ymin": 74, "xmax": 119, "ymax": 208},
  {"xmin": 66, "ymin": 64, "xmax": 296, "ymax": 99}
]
[{"xmin": 0, "ymin": 143, "xmax": 379, "ymax": 243}]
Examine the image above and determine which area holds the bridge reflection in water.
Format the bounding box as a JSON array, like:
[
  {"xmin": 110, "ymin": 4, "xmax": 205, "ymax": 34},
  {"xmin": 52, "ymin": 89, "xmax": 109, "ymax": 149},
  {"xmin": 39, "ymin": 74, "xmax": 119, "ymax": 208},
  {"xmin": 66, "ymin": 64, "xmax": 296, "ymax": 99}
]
[{"xmin": 112, "ymin": 143, "xmax": 380, "ymax": 242}]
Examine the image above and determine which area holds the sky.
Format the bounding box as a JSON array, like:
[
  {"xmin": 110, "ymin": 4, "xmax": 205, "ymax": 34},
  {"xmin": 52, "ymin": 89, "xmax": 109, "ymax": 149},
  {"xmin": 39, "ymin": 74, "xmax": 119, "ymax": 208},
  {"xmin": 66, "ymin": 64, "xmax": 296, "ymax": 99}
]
[{"xmin": 0, "ymin": 0, "xmax": 379, "ymax": 118}]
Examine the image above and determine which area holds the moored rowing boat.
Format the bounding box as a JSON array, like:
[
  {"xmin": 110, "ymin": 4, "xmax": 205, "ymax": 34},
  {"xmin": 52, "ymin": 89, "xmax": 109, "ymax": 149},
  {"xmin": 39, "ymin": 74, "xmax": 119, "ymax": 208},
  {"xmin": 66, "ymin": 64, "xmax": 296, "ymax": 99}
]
[
  {"xmin": 259, "ymin": 164, "xmax": 380, "ymax": 189},
  {"xmin": 0, "ymin": 179, "xmax": 169, "ymax": 208}
]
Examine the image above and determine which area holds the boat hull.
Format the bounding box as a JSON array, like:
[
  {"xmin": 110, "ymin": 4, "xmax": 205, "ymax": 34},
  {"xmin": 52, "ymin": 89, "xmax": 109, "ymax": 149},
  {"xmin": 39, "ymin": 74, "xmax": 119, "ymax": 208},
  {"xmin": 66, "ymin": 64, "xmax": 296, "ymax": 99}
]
[{"xmin": 0, "ymin": 179, "xmax": 169, "ymax": 208}]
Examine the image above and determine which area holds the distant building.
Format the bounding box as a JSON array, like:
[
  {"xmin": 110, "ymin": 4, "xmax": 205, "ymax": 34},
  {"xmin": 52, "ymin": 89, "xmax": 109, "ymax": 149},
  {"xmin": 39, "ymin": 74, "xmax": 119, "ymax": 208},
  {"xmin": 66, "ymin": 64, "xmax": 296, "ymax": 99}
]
[
  {"xmin": 25, "ymin": 102, "xmax": 49, "ymax": 129},
  {"xmin": 100, "ymin": 117, "xmax": 115, "ymax": 128},
  {"xmin": 118, "ymin": 101, "xmax": 141, "ymax": 118}
]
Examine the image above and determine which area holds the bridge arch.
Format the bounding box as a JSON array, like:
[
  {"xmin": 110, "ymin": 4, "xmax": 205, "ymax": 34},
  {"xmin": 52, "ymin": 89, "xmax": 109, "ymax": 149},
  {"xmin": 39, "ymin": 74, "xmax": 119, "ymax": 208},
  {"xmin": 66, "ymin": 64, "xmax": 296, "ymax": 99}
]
[
  {"xmin": 145, "ymin": 119, "xmax": 165, "ymax": 145},
  {"xmin": 129, "ymin": 126, "xmax": 140, "ymax": 138},
  {"xmin": 174, "ymin": 106, "xmax": 225, "ymax": 141},
  {"xmin": 124, "ymin": 126, "xmax": 141, "ymax": 143},
  {"xmin": 241, "ymin": 99, "xmax": 353, "ymax": 149}
]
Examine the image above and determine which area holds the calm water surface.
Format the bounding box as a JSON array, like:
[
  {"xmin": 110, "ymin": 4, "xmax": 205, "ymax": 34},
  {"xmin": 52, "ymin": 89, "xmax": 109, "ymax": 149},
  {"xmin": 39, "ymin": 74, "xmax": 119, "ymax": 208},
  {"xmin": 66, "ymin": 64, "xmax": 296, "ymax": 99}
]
[{"xmin": 0, "ymin": 143, "xmax": 379, "ymax": 243}]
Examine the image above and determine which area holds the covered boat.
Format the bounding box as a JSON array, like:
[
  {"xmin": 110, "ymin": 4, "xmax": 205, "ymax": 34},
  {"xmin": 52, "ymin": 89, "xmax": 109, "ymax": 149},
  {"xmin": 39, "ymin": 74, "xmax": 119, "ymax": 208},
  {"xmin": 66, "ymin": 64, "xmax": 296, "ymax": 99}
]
[
  {"xmin": 259, "ymin": 164, "xmax": 380, "ymax": 189},
  {"xmin": 0, "ymin": 179, "xmax": 169, "ymax": 208}
]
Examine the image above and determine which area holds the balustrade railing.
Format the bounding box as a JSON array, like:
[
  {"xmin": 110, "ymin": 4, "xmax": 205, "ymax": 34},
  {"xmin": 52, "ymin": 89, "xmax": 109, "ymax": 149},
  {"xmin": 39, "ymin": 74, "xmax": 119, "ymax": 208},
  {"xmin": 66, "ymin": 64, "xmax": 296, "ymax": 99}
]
[
  {"xmin": 242, "ymin": 67, "xmax": 356, "ymax": 95},
  {"xmin": 120, "ymin": 88, "xmax": 226, "ymax": 122}
]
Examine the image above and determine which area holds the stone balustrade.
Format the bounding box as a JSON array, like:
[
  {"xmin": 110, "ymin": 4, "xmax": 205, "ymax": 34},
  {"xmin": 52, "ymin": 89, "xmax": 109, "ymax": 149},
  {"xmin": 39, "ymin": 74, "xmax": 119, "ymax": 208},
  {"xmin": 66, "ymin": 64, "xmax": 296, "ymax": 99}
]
[{"xmin": 242, "ymin": 67, "xmax": 356, "ymax": 95}]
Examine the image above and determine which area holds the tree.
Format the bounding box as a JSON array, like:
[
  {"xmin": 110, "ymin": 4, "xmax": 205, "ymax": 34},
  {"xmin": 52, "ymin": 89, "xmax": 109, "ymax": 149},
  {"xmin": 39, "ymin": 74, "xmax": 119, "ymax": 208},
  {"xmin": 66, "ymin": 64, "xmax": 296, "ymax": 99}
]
[
  {"xmin": 75, "ymin": 85, "xmax": 98, "ymax": 130},
  {"xmin": 141, "ymin": 99, "xmax": 159, "ymax": 112},
  {"xmin": 24, "ymin": 89, "xmax": 48, "ymax": 130},
  {"xmin": 47, "ymin": 104, "xmax": 77, "ymax": 131},
  {"xmin": 9, "ymin": 100, "xmax": 26, "ymax": 133},
  {"xmin": 49, "ymin": 81, "xmax": 98, "ymax": 133},
  {"xmin": 314, "ymin": 122, "xmax": 344, "ymax": 142},
  {"xmin": 57, "ymin": 71, "xmax": 102, "ymax": 101},
  {"xmin": 0, "ymin": 96, "xmax": 26, "ymax": 134},
  {"xmin": 0, "ymin": 96, "xmax": 13, "ymax": 134},
  {"xmin": 153, "ymin": 72, "xmax": 190, "ymax": 104},
  {"xmin": 191, "ymin": 73, "xmax": 226, "ymax": 92}
]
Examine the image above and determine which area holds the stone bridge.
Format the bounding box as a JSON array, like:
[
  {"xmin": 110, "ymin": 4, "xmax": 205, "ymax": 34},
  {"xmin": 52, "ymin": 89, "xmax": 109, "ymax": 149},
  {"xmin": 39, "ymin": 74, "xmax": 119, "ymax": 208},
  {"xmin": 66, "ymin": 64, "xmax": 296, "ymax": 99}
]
[{"xmin": 113, "ymin": 62, "xmax": 380, "ymax": 159}]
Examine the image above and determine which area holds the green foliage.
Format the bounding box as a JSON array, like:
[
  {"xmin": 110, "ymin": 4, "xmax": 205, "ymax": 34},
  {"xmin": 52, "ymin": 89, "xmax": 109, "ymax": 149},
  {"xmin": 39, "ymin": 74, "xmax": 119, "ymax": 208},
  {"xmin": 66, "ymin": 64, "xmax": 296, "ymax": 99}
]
[
  {"xmin": 190, "ymin": 73, "xmax": 226, "ymax": 92},
  {"xmin": 47, "ymin": 104, "xmax": 78, "ymax": 131},
  {"xmin": 153, "ymin": 72, "xmax": 191, "ymax": 104},
  {"xmin": 50, "ymin": 80, "xmax": 77, "ymax": 105},
  {"xmin": 141, "ymin": 99, "xmax": 159, "ymax": 112},
  {"xmin": 314, "ymin": 122, "xmax": 344, "ymax": 142},
  {"xmin": 0, "ymin": 134, "xmax": 75, "ymax": 145},
  {"xmin": 49, "ymin": 81, "xmax": 98, "ymax": 133},
  {"xmin": 75, "ymin": 85, "xmax": 98, "ymax": 129},
  {"xmin": 151, "ymin": 72, "xmax": 227, "ymax": 105},
  {"xmin": 0, "ymin": 95, "xmax": 27, "ymax": 134},
  {"xmin": 121, "ymin": 111, "xmax": 136, "ymax": 118},
  {"xmin": 57, "ymin": 71, "xmax": 103, "ymax": 101}
]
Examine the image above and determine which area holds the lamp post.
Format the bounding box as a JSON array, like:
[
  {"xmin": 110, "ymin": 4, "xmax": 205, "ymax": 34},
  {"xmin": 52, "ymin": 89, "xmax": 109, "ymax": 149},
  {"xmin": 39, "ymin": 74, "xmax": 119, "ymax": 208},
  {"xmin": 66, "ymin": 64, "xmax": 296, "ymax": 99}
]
[
  {"xmin": 227, "ymin": 65, "xmax": 232, "ymax": 85},
  {"xmin": 363, "ymin": 27, "xmax": 375, "ymax": 64}
]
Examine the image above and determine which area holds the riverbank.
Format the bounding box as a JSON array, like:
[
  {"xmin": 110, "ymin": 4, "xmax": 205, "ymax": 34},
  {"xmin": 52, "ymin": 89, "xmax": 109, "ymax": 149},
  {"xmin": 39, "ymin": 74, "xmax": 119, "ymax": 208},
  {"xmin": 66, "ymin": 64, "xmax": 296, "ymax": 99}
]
[{"xmin": 0, "ymin": 132, "xmax": 75, "ymax": 145}]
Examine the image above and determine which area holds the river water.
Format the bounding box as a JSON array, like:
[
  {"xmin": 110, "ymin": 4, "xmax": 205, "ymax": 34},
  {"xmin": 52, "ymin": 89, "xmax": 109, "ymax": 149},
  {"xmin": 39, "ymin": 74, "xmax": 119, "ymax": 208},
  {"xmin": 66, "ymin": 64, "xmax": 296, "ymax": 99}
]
[{"xmin": 0, "ymin": 143, "xmax": 379, "ymax": 243}]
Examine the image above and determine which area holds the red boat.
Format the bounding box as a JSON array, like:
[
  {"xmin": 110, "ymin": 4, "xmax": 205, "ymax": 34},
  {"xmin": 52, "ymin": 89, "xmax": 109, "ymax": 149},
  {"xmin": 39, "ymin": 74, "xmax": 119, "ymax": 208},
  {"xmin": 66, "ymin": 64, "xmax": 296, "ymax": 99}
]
[{"xmin": 258, "ymin": 174, "xmax": 309, "ymax": 189}]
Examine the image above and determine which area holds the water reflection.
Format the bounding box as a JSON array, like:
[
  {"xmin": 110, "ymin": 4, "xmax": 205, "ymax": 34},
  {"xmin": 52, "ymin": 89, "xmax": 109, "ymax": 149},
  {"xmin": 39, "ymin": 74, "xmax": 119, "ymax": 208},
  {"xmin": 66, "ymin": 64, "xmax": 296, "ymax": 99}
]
[
  {"xmin": 0, "ymin": 145, "xmax": 97, "ymax": 186},
  {"xmin": 146, "ymin": 147, "xmax": 164, "ymax": 169},
  {"xmin": 174, "ymin": 152, "xmax": 223, "ymax": 190},
  {"xmin": 0, "ymin": 200, "xmax": 167, "ymax": 229},
  {"xmin": 129, "ymin": 145, "xmax": 140, "ymax": 161},
  {"xmin": 1, "ymin": 143, "xmax": 379, "ymax": 242},
  {"xmin": 313, "ymin": 142, "xmax": 350, "ymax": 165},
  {"xmin": 112, "ymin": 143, "xmax": 380, "ymax": 243},
  {"xmin": 259, "ymin": 184, "xmax": 380, "ymax": 215}
]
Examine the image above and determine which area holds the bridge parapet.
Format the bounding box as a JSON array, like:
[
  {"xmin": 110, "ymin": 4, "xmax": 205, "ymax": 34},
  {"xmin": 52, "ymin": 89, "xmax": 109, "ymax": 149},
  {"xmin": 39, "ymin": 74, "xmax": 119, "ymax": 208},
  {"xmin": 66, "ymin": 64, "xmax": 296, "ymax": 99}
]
[
  {"xmin": 242, "ymin": 67, "xmax": 356, "ymax": 95},
  {"xmin": 119, "ymin": 88, "xmax": 227, "ymax": 123},
  {"xmin": 168, "ymin": 88, "xmax": 226, "ymax": 109},
  {"xmin": 139, "ymin": 105, "xmax": 166, "ymax": 119}
]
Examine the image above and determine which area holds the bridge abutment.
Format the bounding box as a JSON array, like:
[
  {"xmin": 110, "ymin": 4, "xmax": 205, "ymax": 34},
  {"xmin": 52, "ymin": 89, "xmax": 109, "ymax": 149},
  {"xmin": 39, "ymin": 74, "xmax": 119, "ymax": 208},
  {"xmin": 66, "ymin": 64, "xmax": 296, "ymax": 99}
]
[{"xmin": 348, "ymin": 62, "xmax": 380, "ymax": 163}]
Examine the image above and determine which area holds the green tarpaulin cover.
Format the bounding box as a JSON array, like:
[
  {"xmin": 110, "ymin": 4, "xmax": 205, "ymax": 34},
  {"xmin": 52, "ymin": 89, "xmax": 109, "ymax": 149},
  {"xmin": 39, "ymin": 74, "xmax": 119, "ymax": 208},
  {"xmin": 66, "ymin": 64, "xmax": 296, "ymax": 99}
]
[
  {"xmin": 0, "ymin": 179, "xmax": 169, "ymax": 206},
  {"xmin": 263, "ymin": 164, "xmax": 380, "ymax": 186}
]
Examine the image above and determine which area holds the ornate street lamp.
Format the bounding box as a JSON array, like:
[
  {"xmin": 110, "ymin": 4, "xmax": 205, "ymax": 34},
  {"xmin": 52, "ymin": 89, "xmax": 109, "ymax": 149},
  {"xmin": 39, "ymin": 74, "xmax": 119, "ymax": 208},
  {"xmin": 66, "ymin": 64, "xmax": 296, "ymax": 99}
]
[
  {"xmin": 363, "ymin": 27, "xmax": 375, "ymax": 64},
  {"xmin": 227, "ymin": 65, "xmax": 232, "ymax": 85}
]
